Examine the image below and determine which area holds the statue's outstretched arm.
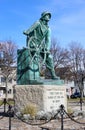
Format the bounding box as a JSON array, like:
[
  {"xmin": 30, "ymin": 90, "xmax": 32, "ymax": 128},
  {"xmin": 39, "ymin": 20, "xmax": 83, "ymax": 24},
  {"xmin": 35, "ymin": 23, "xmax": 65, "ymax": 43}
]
[{"xmin": 23, "ymin": 21, "xmax": 40, "ymax": 35}]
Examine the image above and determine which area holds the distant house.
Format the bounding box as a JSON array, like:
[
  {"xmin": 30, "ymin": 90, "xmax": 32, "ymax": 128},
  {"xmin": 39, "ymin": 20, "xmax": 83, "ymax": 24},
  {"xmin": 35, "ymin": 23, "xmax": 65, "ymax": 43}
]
[
  {"xmin": 64, "ymin": 77, "xmax": 85, "ymax": 97},
  {"xmin": 0, "ymin": 67, "xmax": 16, "ymax": 99},
  {"xmin": 55, "ymin": 67, "xmax": 85, "ymax": 97}
]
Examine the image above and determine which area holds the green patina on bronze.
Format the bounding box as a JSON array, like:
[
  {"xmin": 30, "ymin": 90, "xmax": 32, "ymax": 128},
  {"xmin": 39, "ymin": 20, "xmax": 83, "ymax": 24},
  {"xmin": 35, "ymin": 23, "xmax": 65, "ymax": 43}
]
[
  {"xmin": 17, "ymin": 48, "xmax": 40, "ymax": 84},
  {"xmin": 17, "ymin": 11, "xmax": 63, "ymax": 85}
]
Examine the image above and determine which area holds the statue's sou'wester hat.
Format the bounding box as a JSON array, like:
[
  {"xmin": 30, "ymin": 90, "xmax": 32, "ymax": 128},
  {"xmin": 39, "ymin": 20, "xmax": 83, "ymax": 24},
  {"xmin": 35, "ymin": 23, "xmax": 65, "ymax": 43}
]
[{"xmin": 41, "ymin": 11, "xmax": 51, "ymax": 19}]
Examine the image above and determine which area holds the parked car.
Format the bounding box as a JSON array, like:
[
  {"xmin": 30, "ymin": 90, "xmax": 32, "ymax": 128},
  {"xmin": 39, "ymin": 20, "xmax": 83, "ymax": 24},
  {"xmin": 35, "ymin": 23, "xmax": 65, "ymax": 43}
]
[{"xmin": 70, "ymin": 92, "xmax": 81, "ymax": 98}]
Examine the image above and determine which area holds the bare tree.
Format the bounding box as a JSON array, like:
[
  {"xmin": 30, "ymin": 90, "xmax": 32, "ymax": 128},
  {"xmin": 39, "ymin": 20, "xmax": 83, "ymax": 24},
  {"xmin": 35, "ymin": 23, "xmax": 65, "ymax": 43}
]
[
  {"xmin": 65, "ymin": 41, "xmax": 85, "ymax": 101},
  {"xmin": 50, "ymin": 38, "xmax": 69, "ymax": 68},
  {"xmin": 82, "ymin": 49, "xmax": 85, "ymax": 70},
  {"xmin": 0, "ymin": 40, "xmax": 17, "ymax": 98},
  {"xmin": 49, "ymin": 38, "xmax": 70, "ymax": 79},
  {"xmin": 69, "ymin": 42, "xmax": 83, "ymax": 71}
]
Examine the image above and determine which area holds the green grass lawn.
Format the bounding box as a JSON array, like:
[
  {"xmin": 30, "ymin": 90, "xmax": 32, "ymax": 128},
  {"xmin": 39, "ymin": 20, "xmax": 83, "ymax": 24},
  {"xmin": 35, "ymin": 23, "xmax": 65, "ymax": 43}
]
[
  {"xmin": 0, "ymin": 99, "xmax": 14, "ymax": 106},
  {"xmin": 67, "ymin": 97, "xmax": 85, "ymax": 102}
]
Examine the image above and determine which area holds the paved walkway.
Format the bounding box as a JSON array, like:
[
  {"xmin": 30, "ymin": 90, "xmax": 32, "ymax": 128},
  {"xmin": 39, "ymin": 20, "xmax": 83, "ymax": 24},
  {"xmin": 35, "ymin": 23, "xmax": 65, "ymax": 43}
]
[
  {"xmin": 0, "ymin": 116, "xmax": 85, "ymax": 130},
  {"xmin": 0, "ymin": 101, "xmax": 85, "ymax": 130}
]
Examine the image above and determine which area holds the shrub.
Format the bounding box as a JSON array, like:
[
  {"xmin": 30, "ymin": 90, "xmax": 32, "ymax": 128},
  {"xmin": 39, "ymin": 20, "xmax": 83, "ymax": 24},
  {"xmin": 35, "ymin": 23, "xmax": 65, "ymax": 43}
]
[
  {"xmin": 67, "ymin": 108, "xmax": 73, "ymax": 115},
  {"xmin": 22, "ymin": 104, "xmax": 37, "ymax": 117}
]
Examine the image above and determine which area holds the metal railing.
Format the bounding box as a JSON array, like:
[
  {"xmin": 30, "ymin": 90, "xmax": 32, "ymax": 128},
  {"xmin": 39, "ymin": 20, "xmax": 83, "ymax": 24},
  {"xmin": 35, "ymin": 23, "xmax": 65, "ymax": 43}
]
[{"xmin": 0, "ymin": 99, "xmax": 85, "ymax": 130}]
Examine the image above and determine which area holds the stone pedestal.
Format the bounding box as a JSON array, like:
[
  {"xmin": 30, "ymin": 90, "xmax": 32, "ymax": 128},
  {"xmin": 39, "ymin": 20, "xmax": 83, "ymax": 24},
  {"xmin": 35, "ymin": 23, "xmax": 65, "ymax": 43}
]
[
  {"xmin": 43, "ymin": 85, "xmax": 67, "ymax": 112},
  {"xmin": 14, "ymin": 84, "xmax": 67, "ymax": 112}
]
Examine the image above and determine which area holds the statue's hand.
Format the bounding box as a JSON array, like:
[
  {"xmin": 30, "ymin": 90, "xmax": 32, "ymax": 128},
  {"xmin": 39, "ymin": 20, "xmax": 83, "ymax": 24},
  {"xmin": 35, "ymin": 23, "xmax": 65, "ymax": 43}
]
[
  {"xmin": 23, "ymin": 31, "xmax": 29, "ymax": 36},
  {"xmin": 23, "ymin": 31, "xmax": 26, "ymax": 34}
]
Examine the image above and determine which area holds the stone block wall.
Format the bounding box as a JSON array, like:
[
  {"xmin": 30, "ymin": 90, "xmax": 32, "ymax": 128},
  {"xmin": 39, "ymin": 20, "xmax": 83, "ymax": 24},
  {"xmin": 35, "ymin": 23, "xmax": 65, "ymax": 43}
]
[{"xmin": 14, "ymin": 85, "xmax": 44, "ymax": 112}]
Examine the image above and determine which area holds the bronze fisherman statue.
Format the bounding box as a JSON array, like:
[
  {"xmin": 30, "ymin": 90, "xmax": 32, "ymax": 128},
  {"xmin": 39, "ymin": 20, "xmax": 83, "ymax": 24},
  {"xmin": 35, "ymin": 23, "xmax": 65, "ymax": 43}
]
[{"xmin": 23, "ymin": 11, "xmax": 58, "ymax": 80}]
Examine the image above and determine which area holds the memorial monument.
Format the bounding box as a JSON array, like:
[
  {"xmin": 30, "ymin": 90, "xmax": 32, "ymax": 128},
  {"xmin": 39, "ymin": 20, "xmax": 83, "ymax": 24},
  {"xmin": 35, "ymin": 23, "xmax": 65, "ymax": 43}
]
[
  {"xmin": 17, "ymin": 11, "xmax": 59, "ymax": 85},
  {"xmin": 15, "ymin": 12, "xmax": 67, "ymax": 113}
]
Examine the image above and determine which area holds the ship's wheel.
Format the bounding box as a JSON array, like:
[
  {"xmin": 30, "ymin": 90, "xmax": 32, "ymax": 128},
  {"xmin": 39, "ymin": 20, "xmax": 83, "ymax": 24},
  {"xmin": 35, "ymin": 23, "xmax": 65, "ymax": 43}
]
[{"xmin": 27, "ymin": 36, "xmax": 47, "ymax": 72}]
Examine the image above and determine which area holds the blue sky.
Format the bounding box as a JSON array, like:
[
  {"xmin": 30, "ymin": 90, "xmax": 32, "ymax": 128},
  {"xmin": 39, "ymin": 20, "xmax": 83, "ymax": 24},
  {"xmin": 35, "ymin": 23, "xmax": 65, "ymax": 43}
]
[{"xmin": 0, "ymin": 0, "xmax": 85, "ymax": 48}]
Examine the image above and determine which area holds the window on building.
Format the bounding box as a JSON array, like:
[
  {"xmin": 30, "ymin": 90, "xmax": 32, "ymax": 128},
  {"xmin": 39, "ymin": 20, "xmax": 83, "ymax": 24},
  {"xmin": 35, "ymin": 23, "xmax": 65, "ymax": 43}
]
[
  {"xmin": 0, "ymin": 87, "xmax": 6, "ymax": 93},
  {"xmin": 8, "ymin": 89, "xmax": 12, "ymax": 94},
  {"xmin": 1, "ymin": 77, "xmax": 6, "ymax": 82}
]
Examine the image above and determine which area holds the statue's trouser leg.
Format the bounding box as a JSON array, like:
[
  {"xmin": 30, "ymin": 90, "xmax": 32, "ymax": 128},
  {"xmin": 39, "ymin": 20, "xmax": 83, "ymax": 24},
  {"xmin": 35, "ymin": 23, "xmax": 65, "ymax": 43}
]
[{"xmin": 45, "ymin": 54, "xmax": 57, "ymax": 79}]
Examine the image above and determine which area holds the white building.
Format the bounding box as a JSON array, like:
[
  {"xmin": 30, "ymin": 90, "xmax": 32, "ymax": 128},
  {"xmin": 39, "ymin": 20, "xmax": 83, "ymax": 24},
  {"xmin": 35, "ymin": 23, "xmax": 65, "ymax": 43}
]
[
  {"xmin": 0, "ymin": 68, "xmax": 16, "ymax": 99},
  {"xmin": 65, "ymin": 80, "xmax": 85, "ymax": 98}
]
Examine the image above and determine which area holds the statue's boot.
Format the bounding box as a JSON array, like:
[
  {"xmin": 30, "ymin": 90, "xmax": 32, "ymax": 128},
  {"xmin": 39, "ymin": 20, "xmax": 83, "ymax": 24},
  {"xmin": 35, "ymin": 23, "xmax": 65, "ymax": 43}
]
[
  {"xmin": 50, "ymin": 69, "xmax": 59, "ymax": 80},
  {"xmin": 46, "ymin": 55, "xmax": 59, "ymax": 80}
]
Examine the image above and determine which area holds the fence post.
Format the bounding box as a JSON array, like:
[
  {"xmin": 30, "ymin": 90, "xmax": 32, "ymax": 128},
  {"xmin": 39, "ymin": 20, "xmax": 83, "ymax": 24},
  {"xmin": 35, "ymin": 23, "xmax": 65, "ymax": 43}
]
[
  {"xmin": 9, "ymin": 114, "xmax": 11, "ymax": 130},
  {"xmin": 8, "ymin": 105, "xmax": 12, "ymax": 130},
  {"xmin": 3, "ymin": 98, "xmax": 7, "ymax": 113},
  {"xmin": 60, "ymin": 105, "xmax": 64, "ymax": 130}
]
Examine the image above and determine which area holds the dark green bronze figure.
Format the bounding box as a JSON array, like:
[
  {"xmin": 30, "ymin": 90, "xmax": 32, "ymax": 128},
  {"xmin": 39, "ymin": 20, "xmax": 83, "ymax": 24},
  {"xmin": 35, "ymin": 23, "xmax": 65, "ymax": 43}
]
[
  {"xmin": 17, "ymin": 11, "xmax": 58, "ymax": 85},
  {"xmin": 23, "ymin": 11, "xmax": 57, "ymax": 79}
]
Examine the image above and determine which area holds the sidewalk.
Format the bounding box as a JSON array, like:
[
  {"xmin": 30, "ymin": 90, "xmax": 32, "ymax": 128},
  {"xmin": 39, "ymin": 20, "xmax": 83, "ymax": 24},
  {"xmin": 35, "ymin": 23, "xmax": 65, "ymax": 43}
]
[
  {"xmin": 0, "ymin": 101, "xmax": 85, "ymax": 130},
  {"xmin": 0, "ymin": 116, "xmax": 85, "ymax": 130}
]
